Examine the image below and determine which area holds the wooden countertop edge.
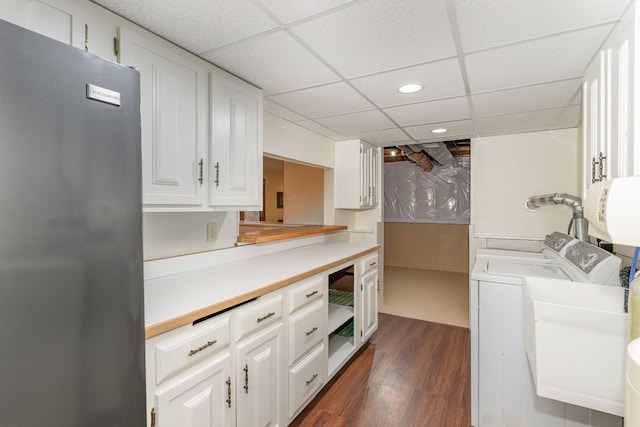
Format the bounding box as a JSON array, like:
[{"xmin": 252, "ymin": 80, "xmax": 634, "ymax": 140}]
[
  {"xmin": 144, "ymin": 245, "xmax": 380, "ymax": 339},
  {"xmin": 236, "ymin": 224, "xmax": 348, "ymax": 244}
]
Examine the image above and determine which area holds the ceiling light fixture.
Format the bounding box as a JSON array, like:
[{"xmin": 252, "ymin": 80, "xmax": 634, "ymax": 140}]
[
  {"xmin": 431, "ymin": 128, "xmax": 448, "ymax": 134},
  {"xmin": 397, "ymin": 83, "xmax": 423, "ymax": 94}
]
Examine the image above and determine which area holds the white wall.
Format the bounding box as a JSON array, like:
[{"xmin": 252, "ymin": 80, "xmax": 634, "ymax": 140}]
[
  {"xmin": 283, "ymin": 162, "xmax": 324, "ymax": 224},
  {"xmin": 143, "ymin": 211, "xmax": 237, "ymax": 260},
  {"xmin": 263, "ymin": 113, "xmax": 335, "ymax": 168},
  {"xmin": 471, "ymin": 128, "xmax": 579, "ymax": 239}
]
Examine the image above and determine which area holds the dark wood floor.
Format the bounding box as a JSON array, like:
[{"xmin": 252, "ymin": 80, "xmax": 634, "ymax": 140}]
[{"xmin": 290, "ymin": 313, "xmax": 471, "ymax": 427}]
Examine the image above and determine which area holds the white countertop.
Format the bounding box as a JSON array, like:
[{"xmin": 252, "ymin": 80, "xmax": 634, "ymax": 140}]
[{"xmin": 144, "ymin": 241, "xmax": 379, "ymax": 337}]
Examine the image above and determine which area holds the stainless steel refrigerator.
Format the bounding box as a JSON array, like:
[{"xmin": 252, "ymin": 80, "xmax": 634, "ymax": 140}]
[{"xmin": 0, "ymin": 19, "xmax": 146, "ymax": 425}]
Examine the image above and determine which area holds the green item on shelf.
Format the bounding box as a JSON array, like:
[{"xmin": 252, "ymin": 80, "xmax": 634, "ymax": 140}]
[
  {"xmin": 335, "ymin": 319, "xmax": 354, "ymax": 337},
  {"xmin": 329, "ymin": 288, "xmax": 353, "ymax": 306}
]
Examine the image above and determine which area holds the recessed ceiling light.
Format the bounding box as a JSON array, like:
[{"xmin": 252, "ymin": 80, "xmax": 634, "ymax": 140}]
[
  {"xmin": 397, "ymin": 83, "xmax": 423, "ymax": 94},
  {"xmin": 431, "ymin": 128, "xmax": 448, "ymax": 134}
]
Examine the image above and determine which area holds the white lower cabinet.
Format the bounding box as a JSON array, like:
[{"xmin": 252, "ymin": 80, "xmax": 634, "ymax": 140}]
[
  {"xmin": 155, "ymin": 352, "xmax": 234, "ymax": 427},
  {"xmin": 236, "ymin": 323, "xmax": 284, "ymax": 427},
  {"xmin": 234, "ymin": 292, "xmax": 285, "ymax": 427},
  {"xmin": 146, "ymin": 252, "xmax": 379, "ymax": 427},
  {"xmin": 145, "ymin": 313, "xmax": 234, "ymax": 427},
  {"xmin": 359, "ymin": 253, "xmax": 379, "ymax": 344},
  {"xmin": 288, "ymin": 344, "xmax": 325, "ymax": 419}
]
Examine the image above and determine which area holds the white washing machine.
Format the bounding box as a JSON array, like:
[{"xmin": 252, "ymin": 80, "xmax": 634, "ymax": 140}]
[
  {"xmin": 470, "ymin": 240, "xmax": 622, "ymax": 427},
  {"xmin": 475, "ymin": 231, "xmax": 578, "ymax": 264}
]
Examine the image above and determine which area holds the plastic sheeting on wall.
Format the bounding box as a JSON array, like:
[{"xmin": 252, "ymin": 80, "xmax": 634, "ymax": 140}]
[{"xmin": 384, "ymin": 161, "xmax": 470, "ymax": 224}]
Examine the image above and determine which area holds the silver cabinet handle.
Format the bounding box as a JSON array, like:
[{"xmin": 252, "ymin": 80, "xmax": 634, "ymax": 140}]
[
  {"xmin": 305, "ymin": 373, "xmax": 318, "ymax": 386},
  {"xmin": 257, "ymin": 312, "xmax": 275, "ymax": 323},
  {"xmin": 305, "ymin": 290, "xmax": 318, "ymax": 298},
  {"xmin": 198, "ymin": 158, "xmax": 204, "ymax": 185},
  {"xmin": 598, "ymin": 151, "xmax": 607, "ymax": 180},
  {"xmin": 188, "ymin": 339, "xmax": 217, "ymax": 356},
  {"xmin": 214, "ymin": 161, "xmax": 220, "ymax": 187},
  {"xmin": 225, "ymin": 377, "xmax": 232, "ymax": 408},
  {"xmin": 305, "ymin": 326, "xmax": 318, "ymax": 336},
  {"xmin": 243, "ymin": 364, "xmax": 249, "ymax": 394}
]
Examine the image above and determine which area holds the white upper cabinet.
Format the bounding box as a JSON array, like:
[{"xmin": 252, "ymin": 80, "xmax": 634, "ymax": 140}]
[
  {"xmin": 0, "ymin": 0, "xmax": 84, "ymax": 47},
  {"xmin": 208, "ymin": 68, "xmax": 263, "ymax": 210},
  {"xmin": 335, "ymin": 139, "xmax": 380, "ymax": 209},
  {"xmin": 0, "ymin": 0, "xmax": 118, "ymax": 61},
  {"xmin": 118, "ymin": 27, "xmax": 208, "ymax": 210},
  {"xmin": 583, "ymin": 1, "xmax": 640, "ymax": 198}
]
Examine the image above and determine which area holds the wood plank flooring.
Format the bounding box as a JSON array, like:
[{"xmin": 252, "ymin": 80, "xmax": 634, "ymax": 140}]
[{"xmin": 290, "ymin": 313, "xmax": 471, "ymax": 427}]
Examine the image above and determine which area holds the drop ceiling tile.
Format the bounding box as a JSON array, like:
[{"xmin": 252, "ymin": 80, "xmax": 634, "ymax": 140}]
[
  {"xmin": 475, "ymin": 108, "xmax": 564, "ymax": 135},
  {"xmin": 290, "ymin": 0, "xmax": 456, "ymax": 78},
  {"xmin": 465, "ymin": 26, "xmax": 613, "ymax": 93},
  {"xmin": 404, "ymin": 119, "xmax": 475, "ymax": 140},
  {"xmin": 368, "ymin": 139, "xmax": 414, "ymax": 148},
  {"xmin": 315, "ymin": 110, "xmax": 395, "ymax": 133},
  {"xmin": 263, "ymin": 100, "xmax": 307, "ymax": 122},
  {"xmin": 355, "ymin": 128, "xmax": 410, "ymax": 145},
  {"xmin": 472, "ymin": 79, "xmax": 582, "ymax": 117},
  {"xmin": 294, "ymin": 120, "xmax": 347, "ymax": 140},
  {"xmin": 258, "ymin": 0, "xmax": 358, "ymax": 24},
  {"xmin": 384, "ymin": 97, "xmax": 471, "ymax": 127},
  {"xmin": 350, "ymin": 59, "xmax": 466, "ymax": 108},
  {"xmin": 455, "ymin": 0, "xmax": 631, "ymax": 53},
  {"xmin": 94, "ymin": 0, "xmax": 277, "ymax": 53},
  {"xmin": 202, "ymin": 31, "xmax": 340, "ymax": 95},
  {"xmin": 268, "ymin": 82, "xmax": 374, "ymax": 118}
]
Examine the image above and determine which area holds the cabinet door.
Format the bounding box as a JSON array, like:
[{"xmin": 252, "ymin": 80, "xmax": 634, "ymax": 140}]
[
  {"xmin": 606, "ymin": 15, "xmax": 633, "ymax": 180},
  {"xmin": 360, "ymin": 268, "xmax": 378, "ymax": 343},
  {"xmin": 236, "ymin": 323, "xmax": 283, "ymax": 427},
  {"xmin": 0, "ymin": 0, "xmax": 85, "ymax": 48},
  {"xmin": 335, "ymin": 139, "xmax": 379, "ymax": 209},
  {"xmin": 582, "ymin": 51, "xmax": 607, "ymax": 198},
  {"xmin": 209, "ymin": 70, "xmax": 263, "ymax": 210},
  {"xmin": 370, "ymin": 146, "xmax": 379, "ymax": 206},
  {"xmin": 119, "ymin": 27, "xmax": 206, "ymax": 209},
  {"xmin": 155, "ymin": 352, "xmax": 234, "ymax": 427}
]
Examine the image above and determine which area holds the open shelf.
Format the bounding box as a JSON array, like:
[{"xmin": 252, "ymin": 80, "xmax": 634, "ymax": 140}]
[
  {"xmin": 328, "ymin": 304, "xmax": 354, "ymax": 334},
  {"xmin": 327, "ymin": 264, "xmax": 356, "ymax": 378},
  {"xmin": 328, "ymin": 334, "xmax": 355, "ymax": 376}
]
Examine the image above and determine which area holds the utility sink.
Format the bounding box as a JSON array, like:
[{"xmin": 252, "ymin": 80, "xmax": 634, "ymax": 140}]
[{"xmin": 523, "ymin": 277, "xmax": 627, "ymax": 416}]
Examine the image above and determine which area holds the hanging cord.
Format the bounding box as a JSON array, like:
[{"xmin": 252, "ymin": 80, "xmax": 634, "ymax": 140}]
[
  {"xmin": 567, "ymin": 218, "xmax": 574, "ymax": 235},
  {"xmin": 631, "ymin": 247, "xmax": 640, "ymax": 283}
]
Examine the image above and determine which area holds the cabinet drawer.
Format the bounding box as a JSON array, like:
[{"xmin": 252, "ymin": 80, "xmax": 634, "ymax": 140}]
[
  {"xmin": 360, "ymin": 252, "xmax": 378, "ymax": 274},
  {"xmin": 289, "ymin": 344, "xmax": 325, "ymax": 419},
  {"xmin": 235, "ymin": 294, "xmax": 283, "ymax": 341},
  {"xmin": 155, "ymin": 314, "xmax": 230, "ymax": 385},
  {"xmin": 288, "ymin": 275, "xmax": 324, "ymax": 313},
  {"xmin": 288, "ymin": 300, "xmax": 324, "ymax": 364}
]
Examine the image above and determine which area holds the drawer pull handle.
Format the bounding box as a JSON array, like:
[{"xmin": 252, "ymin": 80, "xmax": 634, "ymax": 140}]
[
  {"xmin": 243, "ymin": 364, "xmax": 249, "ymax": 394},
  {"xmin": 188, "ymin": 339, "xmax": 217, "ymax": 356},
  {"xmin": 225, "ymin": 377, "xmax": 232, "ymax": 408},
  {"xmin": 305, "ymin": 373, "xmax": 318, "ymax": 386},
  {"xmin": 257, "ymin": 312, "xmax": 275, "ymax": 323},
  {"xmin": 305, "ymin": 290, "xmax": 318, "ymax": 298},
  {"xmin": 369, "ymin": 261, "xmax": 377, "ymax": 266},
  {"xmin": 305, "ymin": 326, "xmax": 318, "ymax": 336}
]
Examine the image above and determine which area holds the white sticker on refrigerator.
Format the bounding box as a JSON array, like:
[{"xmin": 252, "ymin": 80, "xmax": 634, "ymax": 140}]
[{"xmin": 86, "ymin": 83, "xmax": 121, "ymax": 106}]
